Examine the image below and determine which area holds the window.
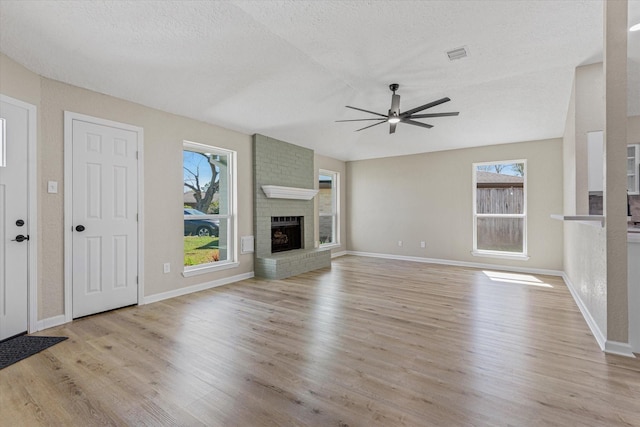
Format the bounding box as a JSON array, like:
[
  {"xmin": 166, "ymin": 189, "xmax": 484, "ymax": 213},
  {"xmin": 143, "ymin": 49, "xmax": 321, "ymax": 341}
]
[
  {"xmin": 318, "ymin": 169, "xmax": 339, "ymax": 247},
  {"xmin": 183, "ymin": 141, "xmax": 237, "ymax": 275},
  {"xmin": 472, "ymin": 160, "xmax": 528, "ymax": 259}
]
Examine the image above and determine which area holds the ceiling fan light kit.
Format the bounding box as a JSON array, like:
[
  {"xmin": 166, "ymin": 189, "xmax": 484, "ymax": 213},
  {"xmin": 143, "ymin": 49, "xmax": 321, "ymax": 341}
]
[{"xmin": 336, "ymin": 84, "xmax": 459, "ymax": 134}]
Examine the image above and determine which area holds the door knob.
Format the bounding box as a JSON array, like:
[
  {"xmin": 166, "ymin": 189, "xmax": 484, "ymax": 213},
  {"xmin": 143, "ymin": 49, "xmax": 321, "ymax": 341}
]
[
  {"xmin": 12, "ymin": 234, "xmax": 29, "ymax": 242},
  {"xmin": 75, "ymin": 225, "xmax": 85, "ymax": 232}
]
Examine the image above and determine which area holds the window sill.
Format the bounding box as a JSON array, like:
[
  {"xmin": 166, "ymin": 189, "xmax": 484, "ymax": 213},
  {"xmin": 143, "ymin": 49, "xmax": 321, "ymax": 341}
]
[
  {"xmin": 471, "ymin": 250, "xmax": 530, "ymax": 261},
  {"xmin": 182, "ymin": 261, "xmax": 239, "ymax": 278}
]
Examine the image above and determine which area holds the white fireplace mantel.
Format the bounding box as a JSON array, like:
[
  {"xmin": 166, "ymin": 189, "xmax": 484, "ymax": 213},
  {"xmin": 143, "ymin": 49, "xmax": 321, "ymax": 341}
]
[{"xmin": 261, "ymin": 185, "xmax": 318, "ymax": 200}]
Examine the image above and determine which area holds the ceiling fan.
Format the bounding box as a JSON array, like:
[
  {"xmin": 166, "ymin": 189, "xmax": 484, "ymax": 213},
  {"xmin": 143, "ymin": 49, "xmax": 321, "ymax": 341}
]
[{"xmin": 337, "ymin": 83, "xmax": 459, "ymax": 134}]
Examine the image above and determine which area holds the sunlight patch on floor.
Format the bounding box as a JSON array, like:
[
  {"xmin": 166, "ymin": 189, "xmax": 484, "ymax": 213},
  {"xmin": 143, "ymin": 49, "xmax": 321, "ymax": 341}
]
[{"xmin": 482, "ymin": 270, "xmax": 553, "ymax": 288}]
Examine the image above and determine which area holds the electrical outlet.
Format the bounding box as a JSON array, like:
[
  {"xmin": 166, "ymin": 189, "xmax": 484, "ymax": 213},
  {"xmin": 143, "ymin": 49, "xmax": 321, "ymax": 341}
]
[
  {"xmin": 398, "ymin": 240, "xmax": 403, "ymax": 247},
  {"xmin": 163, "ymin": 263, "xmax": 170, "ymax": 273},
  {"xmin": 420, "ymin": 241, "xmax": 426, "ymax": 248}
]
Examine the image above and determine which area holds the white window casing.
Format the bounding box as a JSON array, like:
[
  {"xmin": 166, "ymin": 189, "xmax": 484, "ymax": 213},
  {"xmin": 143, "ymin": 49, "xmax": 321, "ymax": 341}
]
[
  {"xmin": 182, "ymin": 141, "xmax": 238, "ymax": 276},
  {"xmin": 472, "ymin": 160, "xmax": 529, "ymax": 260}
]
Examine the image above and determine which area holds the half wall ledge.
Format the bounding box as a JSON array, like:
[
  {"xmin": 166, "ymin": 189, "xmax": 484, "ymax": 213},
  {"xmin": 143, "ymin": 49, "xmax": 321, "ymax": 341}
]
[{"xmin": 550, "ymin": 214, "xmax": 605, "ymax": 227}]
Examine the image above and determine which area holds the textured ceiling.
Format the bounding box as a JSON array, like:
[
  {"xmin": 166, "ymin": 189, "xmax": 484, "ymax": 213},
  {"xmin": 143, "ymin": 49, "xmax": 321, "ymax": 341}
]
[{"xmin": 0, "ymin": 0, "xmax": 638, "ymax": 161}]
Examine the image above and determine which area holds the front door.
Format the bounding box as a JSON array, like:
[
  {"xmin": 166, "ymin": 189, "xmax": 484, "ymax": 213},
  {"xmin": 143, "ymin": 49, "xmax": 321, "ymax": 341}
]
[
  {"xmin": 69, "ymin": 115, "xmax": 139, "ymax": 318},
  {"xmin": 0, "ymin": 96, "xmax": 31, "ymax": 340}
]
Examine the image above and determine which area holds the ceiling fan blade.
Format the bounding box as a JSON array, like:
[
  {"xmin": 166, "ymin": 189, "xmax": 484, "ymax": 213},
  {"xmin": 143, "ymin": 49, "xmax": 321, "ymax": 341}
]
[
  {"xmin": 389, "ymin": 122, "xmax": 397, "ymax": 134},
  {"xmin": 345, "ymin": 106, "xmax": 387, "ymax": 118},
  {"xmin": 409, "ymin": 112, "xmax": 459, "ymax": 119},
  {"xmin": 355, "ymin": 120, "xmax": 387, "ymax": 132},
  {"xmin": 402, "ymin": 119, "xmax": 433, "ymax": 129},
  {"xmin": 336, "ymin": 118, "xmax": 387, "ymax": 122},
  {"xmin": 401, "ymin": 97, "xmax": 451, "ymax": 117}
]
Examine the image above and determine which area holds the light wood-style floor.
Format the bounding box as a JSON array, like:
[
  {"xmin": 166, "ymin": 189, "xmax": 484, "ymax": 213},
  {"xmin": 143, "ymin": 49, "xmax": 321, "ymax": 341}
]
[{"xmin": 3, "ymin": 256, "xmax": 640, "ymax": 426}]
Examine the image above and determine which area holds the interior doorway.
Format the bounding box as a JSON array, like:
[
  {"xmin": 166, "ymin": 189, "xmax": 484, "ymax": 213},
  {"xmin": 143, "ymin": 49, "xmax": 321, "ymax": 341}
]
[
  {"xmin": 64, "ymin": 112, "xmax": 144, "ymax": 320},
  {"xmin": 0, "ymin": 94, "xmax": 37, "ymax": 340}
]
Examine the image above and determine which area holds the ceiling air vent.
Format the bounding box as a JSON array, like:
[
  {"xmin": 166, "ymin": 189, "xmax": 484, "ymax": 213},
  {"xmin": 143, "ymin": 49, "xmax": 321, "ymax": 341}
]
[{"xmin": 446, "ymin": 46, "xmax": 469, "ymax": 61}]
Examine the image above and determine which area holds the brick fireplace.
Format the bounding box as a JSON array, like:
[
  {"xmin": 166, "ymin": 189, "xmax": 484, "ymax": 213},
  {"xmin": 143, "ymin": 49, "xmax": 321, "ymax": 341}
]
[{"xmin": 253, "ymin": 134, "xmax": 331, "ymax": 279}]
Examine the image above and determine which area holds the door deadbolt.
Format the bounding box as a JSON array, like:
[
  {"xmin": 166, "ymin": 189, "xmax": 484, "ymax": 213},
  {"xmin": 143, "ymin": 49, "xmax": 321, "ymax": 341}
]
[{"xmin": 16, "ymin": 219, "xmax": 25, "ymax": 227}]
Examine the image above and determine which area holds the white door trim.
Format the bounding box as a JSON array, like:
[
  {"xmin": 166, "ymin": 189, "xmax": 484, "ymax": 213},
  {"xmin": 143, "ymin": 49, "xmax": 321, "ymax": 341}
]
[
  {"xmin": 64, "ymin": 112, "xmax": 144, "ymax": 322},
  {"xmin": 0, "ymin": 94, "xmax": 38, "ymax": 333}
]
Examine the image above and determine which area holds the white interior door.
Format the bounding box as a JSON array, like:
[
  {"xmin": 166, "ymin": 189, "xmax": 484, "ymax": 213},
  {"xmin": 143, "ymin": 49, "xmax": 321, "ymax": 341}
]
[
  {"xmin": 0, "ymin": 98, "xmax": 30, "ymax": 340},
  {"xmin": 71, "ymin": 117, "xmax": 139, "ymax": 318}
]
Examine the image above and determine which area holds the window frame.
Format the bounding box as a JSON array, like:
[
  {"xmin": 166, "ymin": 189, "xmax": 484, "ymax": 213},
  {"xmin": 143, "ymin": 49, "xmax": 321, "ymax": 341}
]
[
  {"xmin": 182, "ymin": 140, "xmax": 238, "ymax": 277},
  {"xmin": 318, "ymin": 169, "xmax": 340, "ymax": 248},
  {"xmin": 472, "ymin": 159, "xmax": 529, "ymax": 260}
]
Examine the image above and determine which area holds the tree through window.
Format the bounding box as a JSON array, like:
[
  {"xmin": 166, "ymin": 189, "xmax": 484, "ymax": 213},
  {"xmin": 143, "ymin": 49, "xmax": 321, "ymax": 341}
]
[{"xmin": 183, "ymin": 151, "xmax": 221, "ymax": 214}]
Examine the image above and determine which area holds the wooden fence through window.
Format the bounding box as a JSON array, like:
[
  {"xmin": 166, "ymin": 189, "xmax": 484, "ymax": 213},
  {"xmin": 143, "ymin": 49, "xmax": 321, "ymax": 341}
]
[{"xmin": 476, "ymin": 187, "xmax": 524, "ymax": 251}]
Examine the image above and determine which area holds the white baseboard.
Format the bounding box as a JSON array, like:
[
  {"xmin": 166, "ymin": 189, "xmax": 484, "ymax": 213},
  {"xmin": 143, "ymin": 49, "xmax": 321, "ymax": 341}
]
[
  {"xmin": 562, "ymin": 273, "xmax": 607, "ymax": 351},
  {"xmin": 143, "ymin": 271, "xmax": 254, "ymax": 305},
  {"xmin": 331, "ymin": 250, "xmax": 347, "ymax": 259},
  {"xmin": 346, "ymin": 251, "xmax": 564, "ymax": 277},
  {"xmin": 604, "ymin": 340, "xmax": 636, "ymax": 358},
  {"xmin": 563, "ymin": 275, "xmax": 635, "ymax": 358},
  {"xmin": 35, "ymin": 314, "xmax": 68, "ymax": 332},
  {"xmin": 32, "ymin": 273, "xmax": 254, "ymax": 332}
]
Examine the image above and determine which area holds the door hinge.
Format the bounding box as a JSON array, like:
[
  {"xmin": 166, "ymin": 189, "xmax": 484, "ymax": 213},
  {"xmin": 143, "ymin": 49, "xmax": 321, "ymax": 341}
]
[
  {"xmin": 136, "ymin": 276, "xmax": 139, "ymax": 284},
  {"xmin": 136, "ymin": 213, "xmax": 139, "ymax": 222},
  {"xmin": 136, "ymin": 151, "xmax": 139, "ymax": 160}
]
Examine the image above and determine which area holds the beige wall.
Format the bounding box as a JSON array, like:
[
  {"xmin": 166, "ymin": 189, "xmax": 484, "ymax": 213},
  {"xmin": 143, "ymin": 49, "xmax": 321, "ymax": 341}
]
[
  {"xmin": 315, "ymin": 153, "xmax": 347, "ymax": 255},
  {"xmin": 346, "ymin": 138, "xmax": 564, "ymax": 271},
  {"xmin": 562, "ymin": 73, "xmax": 638, "ymax": 347},
  {"xmin": 563, "ymin": 77, "xmax": 577, "ymax": 215},
  {"xmin": 562, "ymin": 63, "xmax": 608, "ymax": 339},
  {"xmin": 564, "ymin": 222, "xmax": 608, "ymax": 334},
  {"xmin": 574, "ymin": 63, "xmax": 605, "ymax": 215},
  {"xmin": 1, "ymin": 53, "xmax": 254, "ymax": 321},
  {"xmin": 562, "ymin": 0, "xmax": 631, "ymax": 348},
  {"xmin": 0, "ymin": 53, "xmax": 40, "ymax": 106}
]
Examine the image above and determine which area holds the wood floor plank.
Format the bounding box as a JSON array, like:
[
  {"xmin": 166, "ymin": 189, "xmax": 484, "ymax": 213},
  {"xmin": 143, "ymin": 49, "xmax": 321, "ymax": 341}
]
[{"xmin": 2, "ymin": 256, "xmax": 640, "ymax": 426}]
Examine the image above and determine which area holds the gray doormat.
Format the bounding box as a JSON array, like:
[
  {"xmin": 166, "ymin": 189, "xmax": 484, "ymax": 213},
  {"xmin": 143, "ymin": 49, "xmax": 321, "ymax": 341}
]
[{"xmin": 0, "ymin": 335, "xmax": 68, "ymax": 370}]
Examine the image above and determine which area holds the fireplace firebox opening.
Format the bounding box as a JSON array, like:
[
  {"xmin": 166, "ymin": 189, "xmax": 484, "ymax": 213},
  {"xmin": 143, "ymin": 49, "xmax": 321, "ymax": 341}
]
[{"xmin": 271, "ymin": 216, "xmax": 303, "ymax": 253}]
